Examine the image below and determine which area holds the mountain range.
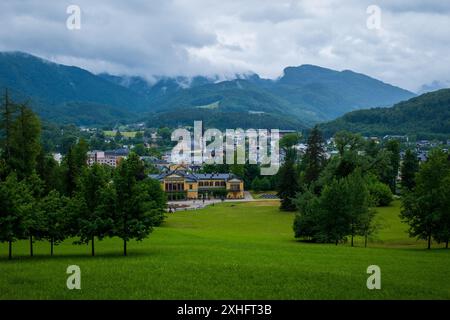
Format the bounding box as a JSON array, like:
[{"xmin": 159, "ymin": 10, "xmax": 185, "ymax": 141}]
[{"xmin": 0, "ymin": 51, "xmax": 416, "ymax": 128}]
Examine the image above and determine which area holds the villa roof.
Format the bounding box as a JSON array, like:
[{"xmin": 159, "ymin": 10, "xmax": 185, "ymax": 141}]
[{"xmin": 149, "ymin": 170, "xmax": 240, "ymax": 182}]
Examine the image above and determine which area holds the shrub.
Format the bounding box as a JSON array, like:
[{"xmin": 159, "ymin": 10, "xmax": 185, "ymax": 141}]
[{"xmin": 368, "ymin": 181, "xmax": 393, "ymax": 207}]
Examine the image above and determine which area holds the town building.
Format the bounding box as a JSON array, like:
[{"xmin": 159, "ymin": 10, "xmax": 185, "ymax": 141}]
[
  {"xmin": 87, "ymin": 148, "xmax": 129, "ymax": 167},
  {"xmin": 149, "ymin": 171, "xmax": 244, "ymax": 201}
]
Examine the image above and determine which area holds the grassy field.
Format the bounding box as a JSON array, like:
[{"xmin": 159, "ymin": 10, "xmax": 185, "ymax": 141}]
[
  {"xmin": 103, "ymin": 131, "xmax": 140, "ymax": 138},
  {"xmin": 1, "ymin": 200, "xmax": 449, "ymax": 299}
]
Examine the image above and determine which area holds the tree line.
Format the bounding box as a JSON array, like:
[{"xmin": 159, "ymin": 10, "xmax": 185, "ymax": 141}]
[
  {"xmin": 277, "ymin": 127, "xmax": 449, "ymax": 248},
  {"xmin": 401, "ymin": 149, "xmax": 450, "ymax": 249},
  {"xmin": 0, "ymin": 92, "xmax": 166, "ymax": 259}
]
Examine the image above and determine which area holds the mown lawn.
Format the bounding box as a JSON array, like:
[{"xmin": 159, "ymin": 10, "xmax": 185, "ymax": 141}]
[{"xmin": 1, "ymin": 200, "xmax": 449, "ymax": 299}]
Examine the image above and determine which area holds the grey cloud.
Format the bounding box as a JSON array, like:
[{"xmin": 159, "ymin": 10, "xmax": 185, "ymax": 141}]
[{"xmin": 0, "ymin": 0, "xmax": 449, "ymax": 91}]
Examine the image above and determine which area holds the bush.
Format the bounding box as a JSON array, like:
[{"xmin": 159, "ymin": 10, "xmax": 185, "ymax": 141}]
[
  {"xmin": 368, "ymin": 182, "xmax": 393, "ymax": 207},
  {"xmin": 251, "ymin": 177, "xmax": 262, "ymax": 192},
  {"xmin": 260, "ymin": 177, "xmax": 271, "ymax": 191}
]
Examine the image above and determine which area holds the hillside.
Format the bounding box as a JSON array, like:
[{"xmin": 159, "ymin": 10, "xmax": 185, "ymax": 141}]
[
  {"xmin": 0, "ymin": 52, "xmax": 150, "ymax": 125},
  {"xmin": 320, "ymin": 89, "xmax": 450, "ymax": 139}
]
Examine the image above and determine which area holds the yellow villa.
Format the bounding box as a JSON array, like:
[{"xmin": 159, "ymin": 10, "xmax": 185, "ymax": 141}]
[{"xmin": 149, "ymin": 171, "xmax": 244, "ymax": 201}]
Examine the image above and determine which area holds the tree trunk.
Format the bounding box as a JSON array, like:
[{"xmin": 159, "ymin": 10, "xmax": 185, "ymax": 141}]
[
  {"xmin": 91, "ymin": 236, "xmax": 95, "ymax": 256},
  {"xmin": 427, "ymin": 234, "xmax": 431, "ymax": 250},
  {"xmin": 446, "ymin": 240, "xmax": 449, "ymax": 249},
  {"xmin": 335, "ymin": 239, "xmax": 338, "ymax": 246},
  {"xmin": 8, "ymin": 241, "xmax": 12, "ymax": 260},
  {"xmin": 50, "ymin": 238, "xmax": 54, "ymax": 256},
  {"xmin": 30, "ymin": 235, "xmax": 33, "ymax": 257},
  {"xmin": 351, "ymin": 234, "xmax": 354, "ymax": 247},
  {"xmin": 364, "ymin": 234, "xmax": 368, "ymax": 248},
  {"xmin": 124, "ymin": 239, "xmax": 127, "ymax": 256}
]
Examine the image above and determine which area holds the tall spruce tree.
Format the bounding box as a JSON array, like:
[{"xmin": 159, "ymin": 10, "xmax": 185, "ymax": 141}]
[
  {"xmin": 36, "ymin": 150, "xmax": 60, "ymax": 194},
  {"xmin": 385, "ymin": 140, "xmax": 400, "ymax": 193},
  {"xmin": 0, "ymin": 90, "xmax": 17, "ymax": 174},
  {"xmin": 303, "ymin": 126, "xmax": 326, "ymax": 187},
  {"xmin": 277, "ymin": 148, "xmax": 299, "ymax": 211},
  {"xmin": 62, "ymin": 139, "xmax": 89, "ymax": 196},
  {"xmin": 9, "ymin": 104, "xmax": 41, "ymax": 179},
  {"xmin": 400, "ymin": 149, "xmax": 419, "ymax": 192}
]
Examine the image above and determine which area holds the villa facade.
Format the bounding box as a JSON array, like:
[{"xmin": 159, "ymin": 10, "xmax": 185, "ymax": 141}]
[{"xmin": 149, "ymin": 171, "xmax": 244, "ymax": 200}]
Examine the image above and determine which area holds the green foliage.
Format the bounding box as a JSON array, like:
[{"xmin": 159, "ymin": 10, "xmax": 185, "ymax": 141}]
[
  {"xmin": 401, "ymin": 149, "xmax": 450, "ymax": 249},
  {"xmin": 302, "ymin": 126, "xmax": 326, "ymax": 186},
  {"xmin": 74, "ymin": 164, "xmax": 114, "ymax": 255},
  {"xmin": 293, "ymin": 189, "xmax": 321, "ymax": 239},
  {"xmin": 293, "ymin": 171, "xmax": 375, "ymax": 245},
  {"xmin": 279, "ymin": 133, "xmax": 301, "ymax": 151},
  {"xmin": 334, "ymin": 131, "xmax": 364, "ymax": 156},
  {"xmin": 384, "ymin": 139, "xmax": 400, "ymax": 192},
  {"xmin": 367, "ymin": 180, "xmax": 393, "ymax": 207},
  {"xmin": 435, "ymin": 174, "xmax": 450, "ymax": 248},
  {"xmin": 36, "ymin": 150, "xmax": 60, "ymax": 194},
  {"xmin": 9, "ymin": 105, "xmax": 41, "ymax": 179},
  {"xmin": 113, "ymin": 153, "xmax": 166, "ymax": 255},
  {"xmin": 1, "ymin": 93, "xmax": 41, "ymax": 179},
  {"xmin": 277, "ymin": 149, "xmax": 299, "ymax": 211},
  {"xmin": 38, "ymin": 190, "xmax": 72, "ymax": 255},
  {"xmin": 0, "ymin": 174, "xmax": 31, "ymax": 258},
  {"xmin": 1, "ymin": 95, "xmax": 167, "ymax": 258},
  {"xmin": 400, "ymin": 149, "xmax": 419, "ymax": 192},
  {"xmin": 61, "ymin": 139, "xmax": 89, "ymax": 195},
  {"xmin": 251, "ymin": 177, "xmax": 271, "ymax": 192}
]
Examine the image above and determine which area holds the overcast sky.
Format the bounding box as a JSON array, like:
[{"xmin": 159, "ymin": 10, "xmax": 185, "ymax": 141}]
[{"xmin": 0, "ymin": 0, "xmax": 449, "ymax": 92}]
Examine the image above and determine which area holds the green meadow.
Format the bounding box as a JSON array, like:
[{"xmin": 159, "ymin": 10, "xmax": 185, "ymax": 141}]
[
  {"xmin": 103, "ymin": 131, "xmax": 140, "ymax": 138},
  {"xmin": 1, "ymin": 200, "xmax": 449, "ymax": 300}
]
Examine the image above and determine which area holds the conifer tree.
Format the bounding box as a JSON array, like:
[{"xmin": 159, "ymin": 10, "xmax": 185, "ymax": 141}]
[
  {"xmin": 400, "ymin": 149, "xmax": 419, "ymax": 192},
  {"xmin": 277, "ymin": 148, "xmax": 299, "ymax": 211},
  {"xmin": 9, "ymin": 104, "xmax": 41, "ymax": 179},
  {"xmin": 303, "ymin": 126, "xmax": 326, "ymax": 187},
  {"xmin": 76, "ymin": 164, "xmax": 113, "ymax": 256}
]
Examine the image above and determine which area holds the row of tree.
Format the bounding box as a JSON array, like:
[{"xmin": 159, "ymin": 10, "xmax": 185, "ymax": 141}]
[
  {"xmin": 0, "ymin": 92, "xmax": 166, "ymax": 259},
  {"xmin": 278, "ymin": 126, "xmax": 450, "ymax": 249},
  {"xmin": 294, "ymin": 171, "xmax": 376, "ymax": 247},
  {"xmin": 401, "ymin": 149, "xmax": 450, "ymax": 249},
  {"xmin": 277, "ymin": 127, "xmax": 402, "ymax": 246}
]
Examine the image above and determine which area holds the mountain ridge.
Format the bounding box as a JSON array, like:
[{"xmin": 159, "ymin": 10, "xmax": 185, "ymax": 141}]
[
  {"xmin": 320, "ymin": 89, "xmax": 450, "ymax": 139},
  {"xmin": 0, "ymin": 51, "xmax": 416, "ymax": 128}
]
